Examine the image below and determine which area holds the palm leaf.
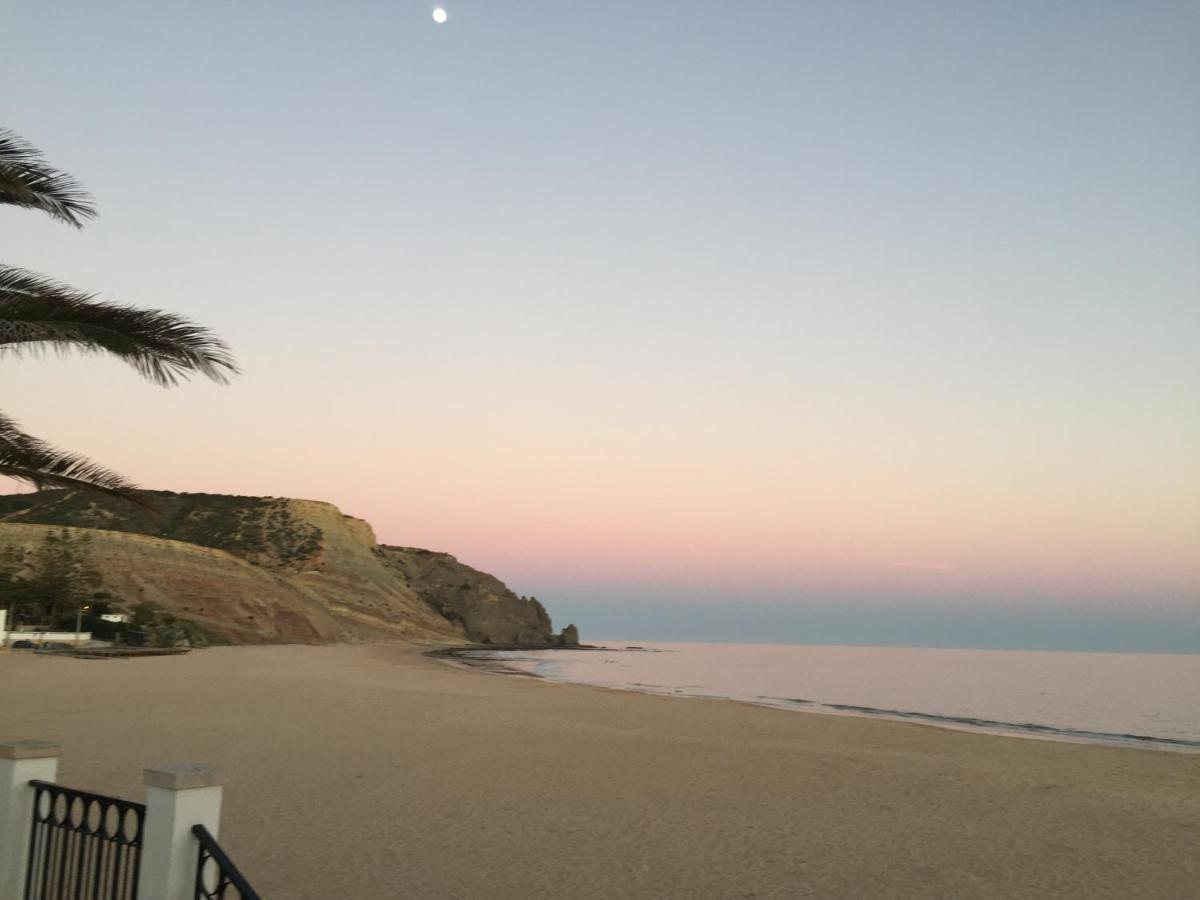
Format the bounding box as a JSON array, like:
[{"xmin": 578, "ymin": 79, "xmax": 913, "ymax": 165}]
[
  {"xmin": 0, "ymin": 265, "xmax": 239, "ymax": 386},
  {"xmin": 0, "ymin": 411, "xmax": 140, "ymax": 498},
  {"xmin": 0, "ymin": 128, "xmax": 97, "ymax": 227}
]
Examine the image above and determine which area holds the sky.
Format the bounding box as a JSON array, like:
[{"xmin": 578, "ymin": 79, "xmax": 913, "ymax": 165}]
[{"xmin": 1, "ymin": 1, "xmax": 1197, "ymax": 651}]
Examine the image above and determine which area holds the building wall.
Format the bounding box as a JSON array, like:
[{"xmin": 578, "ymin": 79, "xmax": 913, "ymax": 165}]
[{"xmin": 5, "ymin": 629, "xmax": 92, "ymax": 645}]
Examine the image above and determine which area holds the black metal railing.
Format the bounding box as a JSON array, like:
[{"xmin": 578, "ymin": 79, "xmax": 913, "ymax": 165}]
[
  {"xmin": 192, "ymin": 825, "xmax": 261, "ymax": 900},
  {"xmin": 25, "ymin": 780, "xmax": 145, "ymax": 900}
]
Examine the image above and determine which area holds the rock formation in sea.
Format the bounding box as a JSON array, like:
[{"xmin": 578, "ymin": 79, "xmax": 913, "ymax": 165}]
[{"xmin": 0, "ymin": 490, "xmax": 578, "ymax": 647}]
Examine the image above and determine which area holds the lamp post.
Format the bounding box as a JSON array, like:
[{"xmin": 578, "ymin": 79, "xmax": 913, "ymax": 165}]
[{"xmin": 74, "ymin": 602, "xmax": 91, "ymax": 645}]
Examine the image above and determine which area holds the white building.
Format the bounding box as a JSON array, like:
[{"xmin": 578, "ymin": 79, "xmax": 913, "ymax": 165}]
[{"xmin": 0, "ymin": 609, "xmax": 93, "ymax": 647}]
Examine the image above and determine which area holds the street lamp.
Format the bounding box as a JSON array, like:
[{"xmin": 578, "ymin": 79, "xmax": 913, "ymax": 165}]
[{"xmin": 75, "ymin": 602, "xmax": 91, "ymax": 645}]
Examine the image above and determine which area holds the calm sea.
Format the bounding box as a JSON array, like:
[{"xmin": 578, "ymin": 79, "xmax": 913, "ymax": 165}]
[{"xmin": 468, "ymin": 642, "xmax": 1200, "ymax": 751}]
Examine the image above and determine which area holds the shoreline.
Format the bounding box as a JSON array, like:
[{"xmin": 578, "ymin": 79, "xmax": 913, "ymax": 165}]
[
  {"xmin": 448, "ymin": 644, "xmax": 1200, "ymax": 755},
  {"xmin": 3, "ymin": 642, "xmax": 1196, "ymax": 898}
]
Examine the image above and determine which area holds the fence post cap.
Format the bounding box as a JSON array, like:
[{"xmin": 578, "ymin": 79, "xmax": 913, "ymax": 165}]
[
  {"xmin": 144, "ymin": 762, "xmax": 222, "ymax": 790},
  {"xmin": 0, "ymin": 739, "xmax": 61, "ymax": 760}
]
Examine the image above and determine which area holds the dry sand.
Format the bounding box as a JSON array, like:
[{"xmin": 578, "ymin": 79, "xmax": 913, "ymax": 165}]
[{"xmin": 2, "ymin": 644, "xmax": 1197, "ymax": 899}]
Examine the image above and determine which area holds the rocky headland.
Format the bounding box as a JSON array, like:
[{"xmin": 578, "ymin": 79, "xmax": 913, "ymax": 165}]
[{"xmin": 0, "ymin": 490, "xmax": 578, "ymax": 647}]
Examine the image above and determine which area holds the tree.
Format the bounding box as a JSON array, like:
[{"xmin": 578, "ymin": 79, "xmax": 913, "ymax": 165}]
[
  {"xmin": 0, "ymin": 127, "xmax": 238, "ymax": 497},
  {"xmin": 25, "ymin": 527, "xmax": 100, "ymax": 628}
]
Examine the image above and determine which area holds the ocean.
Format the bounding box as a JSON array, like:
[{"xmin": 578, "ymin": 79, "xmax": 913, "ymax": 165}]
[{"xmin": 467, "ymin": 642, "xmax": 1200, "ymax": 751}]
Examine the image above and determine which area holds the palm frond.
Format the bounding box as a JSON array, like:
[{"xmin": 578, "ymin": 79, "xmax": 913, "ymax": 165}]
[
  {"xmin": 0, "ymin": 128, "xmax": 97, "ymax": 227},
  {"xmin": 0, "ymin": 265, "xmax": 239, "ymax": 386},
  {"xmin": 0, "ymin": 411, "xmax": 140, "ymax": 499}
]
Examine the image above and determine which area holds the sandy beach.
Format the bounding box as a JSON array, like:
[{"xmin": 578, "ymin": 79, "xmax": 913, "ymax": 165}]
[{"xmin": 2, "ymin": 644, "xmax": 1196, "ymax": 899}]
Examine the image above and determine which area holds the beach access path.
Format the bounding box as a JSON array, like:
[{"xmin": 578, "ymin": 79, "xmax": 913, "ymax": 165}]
[{"xmin": 1, "ymin": 643, "xmax": 1196, "ymax": 899}]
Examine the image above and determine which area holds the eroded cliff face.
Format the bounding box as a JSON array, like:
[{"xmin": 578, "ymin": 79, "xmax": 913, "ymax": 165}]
[
  {"xmin": 0, "ymin": 490, "xmax": 575, "ymax": 647},
  {"xmin": 376, "ymin": 546, "xmax": 556, "ymax": 645}
]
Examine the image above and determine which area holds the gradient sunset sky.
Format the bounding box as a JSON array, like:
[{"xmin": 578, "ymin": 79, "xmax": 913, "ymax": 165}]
[{"xmin": 2, "ymin": 2, "xmax": 1197, "ymax": 651}]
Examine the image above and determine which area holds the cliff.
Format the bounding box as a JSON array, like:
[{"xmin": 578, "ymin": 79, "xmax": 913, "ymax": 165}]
[
  {"xmin": 0, "ymin": 490, "xmax": 576, "ymax": 647},
  {"xmin": 376, "ymin": 546, "xmax": 554, "ymax": 645}
]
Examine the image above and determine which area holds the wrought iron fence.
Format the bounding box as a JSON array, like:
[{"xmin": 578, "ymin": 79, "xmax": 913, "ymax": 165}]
[
  {"xmin": 25, "ymin": 780, "xmax": 145, "ymax": 900},
  {"xmin": 192, "ymin": 825, "xmax": 261, "ymax": 900}
]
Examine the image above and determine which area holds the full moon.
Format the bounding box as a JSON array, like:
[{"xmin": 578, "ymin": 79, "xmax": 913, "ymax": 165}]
[{"xmin": 432, "ymin": 7, "xmax": 447, "ymax": 23}]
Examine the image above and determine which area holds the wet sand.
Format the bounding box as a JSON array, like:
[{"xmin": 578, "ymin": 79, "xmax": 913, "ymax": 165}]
[{"xmin": 2, "ymin": 643, "xmax": 1196, "ymax": 899}]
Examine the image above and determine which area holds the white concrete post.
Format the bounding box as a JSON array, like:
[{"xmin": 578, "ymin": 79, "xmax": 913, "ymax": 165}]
[
  {"xmin": 0, "ymin": 740, "xmax": 60, "ymax": 900},
  {"xmin": 136, "ymin": 763, "xmax": 223, "ymax": 900}
]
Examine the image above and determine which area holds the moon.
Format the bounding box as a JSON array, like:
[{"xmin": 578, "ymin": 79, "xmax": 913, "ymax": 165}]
[{"xmin": 432, "ymin": 7, "xmax": 447, "ymax": 23}]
